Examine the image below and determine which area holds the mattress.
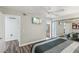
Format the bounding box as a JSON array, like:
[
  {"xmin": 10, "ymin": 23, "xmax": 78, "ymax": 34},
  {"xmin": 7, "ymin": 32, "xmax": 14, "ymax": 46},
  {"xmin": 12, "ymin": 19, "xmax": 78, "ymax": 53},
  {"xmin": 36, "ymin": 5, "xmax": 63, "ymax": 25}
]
[{"xmin": 32, "ymin": 38, "xmax": 79, "ymax": 53}]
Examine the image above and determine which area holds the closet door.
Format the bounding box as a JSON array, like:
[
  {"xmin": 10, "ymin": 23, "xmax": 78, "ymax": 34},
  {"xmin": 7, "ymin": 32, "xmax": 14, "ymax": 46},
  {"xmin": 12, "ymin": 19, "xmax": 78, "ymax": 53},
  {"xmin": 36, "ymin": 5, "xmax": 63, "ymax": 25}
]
[
  {"xmin": 5, "ymin": 15, "xmax": 21, "ymax": 42},
  {"xmin": 0, "ymin": 14, "xmax": 5, "ymax": 52}
]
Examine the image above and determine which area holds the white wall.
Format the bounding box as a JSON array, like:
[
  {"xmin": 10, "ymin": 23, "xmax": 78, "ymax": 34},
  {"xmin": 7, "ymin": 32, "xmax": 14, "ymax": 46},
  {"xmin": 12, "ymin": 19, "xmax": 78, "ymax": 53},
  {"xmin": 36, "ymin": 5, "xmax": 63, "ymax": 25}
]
[
  {"xmin": 0, "ymin": 12, "xmax": 6, "ymax": 52},
  {"xmin": 0, "ymin": 7, "xmax": 46, "ymax": 45},
  {"xmin": 21, "ymin": 13, "xmax": 46, "ymax": 45},
  {"xmin": 62, "ymin": 13, "xmax": 79, "ymax": 33},
  {"xmin": 56, "ymin": 22, "xmax": 64, "ymax": 36},
  {"xmin": 64, "ymin": 23, "xmax": 72, "ymax": 34}
]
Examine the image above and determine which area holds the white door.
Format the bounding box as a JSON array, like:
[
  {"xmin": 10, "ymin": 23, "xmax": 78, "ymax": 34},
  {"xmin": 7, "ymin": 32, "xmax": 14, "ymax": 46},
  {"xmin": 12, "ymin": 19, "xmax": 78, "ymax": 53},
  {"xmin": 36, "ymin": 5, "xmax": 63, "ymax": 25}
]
[
  {"xmin": 0, "ymin": 14, "xmax": 5, "ymax": 52},
  {"xmin": 5, "ymin": 15, "xmax": 21, "ymax": 42}
]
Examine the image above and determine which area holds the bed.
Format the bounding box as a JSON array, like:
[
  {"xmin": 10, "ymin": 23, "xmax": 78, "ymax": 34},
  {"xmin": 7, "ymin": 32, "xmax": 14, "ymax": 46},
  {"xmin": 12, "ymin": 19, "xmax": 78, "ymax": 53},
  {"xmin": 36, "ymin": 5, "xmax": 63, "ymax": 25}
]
[{"xmin": 32, "ymin": 37, "xmax": 79, "ymax": 53}]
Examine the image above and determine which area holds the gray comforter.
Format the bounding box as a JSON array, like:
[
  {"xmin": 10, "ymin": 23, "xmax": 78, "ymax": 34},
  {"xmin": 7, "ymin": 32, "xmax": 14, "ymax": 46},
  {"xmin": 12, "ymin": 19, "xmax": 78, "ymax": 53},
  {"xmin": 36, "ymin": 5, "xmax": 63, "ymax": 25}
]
[{"xmin": 32, "ymin": 38, "xmax": 79, "ymax": 53}]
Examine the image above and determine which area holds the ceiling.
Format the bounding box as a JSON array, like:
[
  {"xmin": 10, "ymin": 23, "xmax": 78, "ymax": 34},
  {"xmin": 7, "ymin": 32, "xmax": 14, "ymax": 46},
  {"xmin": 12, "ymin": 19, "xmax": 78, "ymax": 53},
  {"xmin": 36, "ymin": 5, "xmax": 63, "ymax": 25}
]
[{"xmin": 0, "ymin": 6, "xmax": 79, "ymax": 18}]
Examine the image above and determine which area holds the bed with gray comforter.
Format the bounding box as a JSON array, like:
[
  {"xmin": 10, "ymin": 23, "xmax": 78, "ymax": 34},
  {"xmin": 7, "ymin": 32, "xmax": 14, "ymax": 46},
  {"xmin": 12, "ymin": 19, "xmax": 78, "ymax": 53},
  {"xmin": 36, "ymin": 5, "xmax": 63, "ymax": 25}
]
[{"xmin": 32, "ymin": 37, "xmax": 79, "ymax": 53}]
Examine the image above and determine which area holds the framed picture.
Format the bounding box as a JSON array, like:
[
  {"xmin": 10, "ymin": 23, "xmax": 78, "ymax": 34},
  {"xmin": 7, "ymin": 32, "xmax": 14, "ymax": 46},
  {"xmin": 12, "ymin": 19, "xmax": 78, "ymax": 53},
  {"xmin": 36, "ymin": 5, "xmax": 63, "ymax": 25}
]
[
  {"xmin": 32, "ymin": 17, "xmax": 42, "ymax": 24},
  {"xmin": 72, "ymin": 23, "xmax": 77, "ymax": 29},
  {"xmin": 77, "ymin": 24, "xmax": 79, "ymax": 29}
]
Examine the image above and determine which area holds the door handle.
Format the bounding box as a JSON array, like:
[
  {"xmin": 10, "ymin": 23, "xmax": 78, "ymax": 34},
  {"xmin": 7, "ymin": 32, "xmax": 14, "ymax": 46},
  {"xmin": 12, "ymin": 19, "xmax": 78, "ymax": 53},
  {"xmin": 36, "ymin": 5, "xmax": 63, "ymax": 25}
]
[{"xmin": 0, "ymin": 38, "xmax": 3, "ymax": 40}]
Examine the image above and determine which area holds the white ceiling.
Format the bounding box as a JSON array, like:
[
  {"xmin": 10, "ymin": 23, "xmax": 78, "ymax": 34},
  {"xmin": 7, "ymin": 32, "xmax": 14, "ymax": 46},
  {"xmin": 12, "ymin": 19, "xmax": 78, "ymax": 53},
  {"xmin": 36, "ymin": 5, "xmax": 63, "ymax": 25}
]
[
  {"xmin": 0, "ymin": 6, "xmax": 46, "ymax": 14},
  {"xmin": 0, "ymin": 6, "xmax": 79, "ymax": 18}
]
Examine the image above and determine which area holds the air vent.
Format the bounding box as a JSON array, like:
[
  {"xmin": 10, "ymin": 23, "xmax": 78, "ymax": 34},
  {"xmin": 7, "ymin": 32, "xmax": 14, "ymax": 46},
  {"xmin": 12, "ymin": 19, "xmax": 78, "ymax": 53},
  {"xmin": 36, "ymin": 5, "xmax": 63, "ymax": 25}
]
[{"xmin": 9, "ymin": 17, "xmax": 16, "ymax": 19}]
